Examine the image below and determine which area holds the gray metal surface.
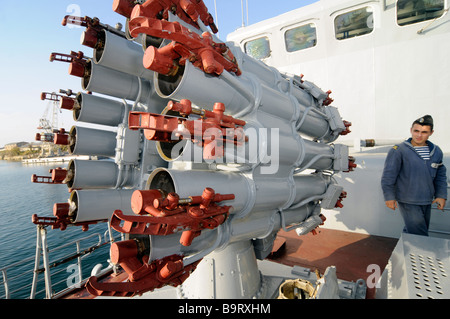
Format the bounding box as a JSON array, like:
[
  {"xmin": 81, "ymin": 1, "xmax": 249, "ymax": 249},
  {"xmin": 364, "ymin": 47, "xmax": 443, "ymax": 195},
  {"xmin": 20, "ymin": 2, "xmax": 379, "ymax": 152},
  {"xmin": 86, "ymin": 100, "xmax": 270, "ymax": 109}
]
[
  {"xmin": 121, "ymin": 261, "xmax": 366, "ymax": 299},
  {"xmin": 29, "ymin": 2, "xmax": 355, "ymax": 299},
  {"xmin": 377, "ymin": 233, "xmax": 450, "ymax": 299}
]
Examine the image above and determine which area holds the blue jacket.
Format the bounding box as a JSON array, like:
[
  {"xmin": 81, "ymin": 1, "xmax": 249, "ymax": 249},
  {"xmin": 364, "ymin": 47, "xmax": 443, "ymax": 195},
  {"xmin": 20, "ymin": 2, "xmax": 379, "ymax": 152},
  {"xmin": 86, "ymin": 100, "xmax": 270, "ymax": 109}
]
[{"xmin": 381, "ymin": 138, "xmax": 447, "ymax": 205}]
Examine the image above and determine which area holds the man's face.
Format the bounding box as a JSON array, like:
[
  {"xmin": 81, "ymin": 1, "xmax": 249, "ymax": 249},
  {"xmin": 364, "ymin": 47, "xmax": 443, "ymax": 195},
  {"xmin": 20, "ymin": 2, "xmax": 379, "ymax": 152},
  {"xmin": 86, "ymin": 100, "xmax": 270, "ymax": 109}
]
[{"xmin": 410, "ymin": 123, "xmax": 433, "ymax": 146}]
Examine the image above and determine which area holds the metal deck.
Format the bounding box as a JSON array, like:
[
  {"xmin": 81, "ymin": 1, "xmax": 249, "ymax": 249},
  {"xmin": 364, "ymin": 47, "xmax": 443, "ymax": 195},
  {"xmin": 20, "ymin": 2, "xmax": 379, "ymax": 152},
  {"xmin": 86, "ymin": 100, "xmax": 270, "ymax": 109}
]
[
  {"xmin": 376, "ymin": 233, "xmax": 450, "ymax": 299},
  {"xmin": 268, "ymin": 228, "xmax": 399, "ymax": 299}
]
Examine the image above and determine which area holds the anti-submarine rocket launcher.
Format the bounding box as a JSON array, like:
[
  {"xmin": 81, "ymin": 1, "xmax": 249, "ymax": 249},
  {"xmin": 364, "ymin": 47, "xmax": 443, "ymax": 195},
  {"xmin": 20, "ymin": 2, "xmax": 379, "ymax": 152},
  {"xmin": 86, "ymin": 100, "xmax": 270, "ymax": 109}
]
[{"xmin": 31, "ymin": 0, "xmax": 355, "ymax": 298}]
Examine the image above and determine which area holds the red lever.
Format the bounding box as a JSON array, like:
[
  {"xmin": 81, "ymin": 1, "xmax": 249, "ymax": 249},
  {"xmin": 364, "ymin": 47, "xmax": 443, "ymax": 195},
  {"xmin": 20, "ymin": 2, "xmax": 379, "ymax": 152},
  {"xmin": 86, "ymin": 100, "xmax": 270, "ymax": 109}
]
[
  {"xmin": 128, "ymin": 17, "xmax": 239, "ymax": 76},
  {"xmin": 112, "ymin": 0, "xmax": 136, "ymax": 18},
  {"xmin": 111, "ymin": 187, "xmax": 234, "ymax": 246},
  {"xmin": 129, "ymin": 100, "xmax": 246, "ymax": 159},
  {"xmin": 167, "ymin": 100, "xmax": 246, "ymax": 127},
  {"xmin": 62, "ymin": 15, "xmax": 119, "ymax": 50},
  {"xmin": 32, "ymin": 204, "xmax": 106, "ymax": 232},
  {"xmin": 49, "ymin": 51, "xmax": 88, "ymax": 78},
  {"xmin": 113, "ymin": 0, "xmax": 218, "ymax": 34},
  {"xmin": 129, "ymin": 112, "xmax": 179, "ymax": 141},
  {"xmin": 35, "ymin": 133, "xmax": 54, "ymax": 142},
  {"xmin": 35, "ymin": 128, "xmax": 69, "ymax": 145},
  {"xmin": 31, "ymin": 167, "xmax": 67, "ymax": 184},
  {"xmin": 85, "ymin": 252, "xmax": 200, "ymax": 297},
  {"xmin": 323, "ymin": 90, "xmax": 334, "ymax": 106},
  {"xmin": 334, "ymin": 191, "xmax": 347, "ymax": 208},
  {"xmin": 31, "ymin": 197, "xmax": 107, "ymax": 232},
  {"xmin": 41, "ymin": 92, "xmax": 76, "ymax": 110},
  {"xmin": 53, "ymin": 128, "xmax": 70, "ymax": 145},
  {"xmin": 340, "ymin": 120, "xmax": 352, "ymax": 136},
  {"xmin": 346, "ymin": 156, "xmax": 357, "ymax": 172},
  {"xmin": 311, "ymin": 214, "xmax": 326, "ymax": 235}
]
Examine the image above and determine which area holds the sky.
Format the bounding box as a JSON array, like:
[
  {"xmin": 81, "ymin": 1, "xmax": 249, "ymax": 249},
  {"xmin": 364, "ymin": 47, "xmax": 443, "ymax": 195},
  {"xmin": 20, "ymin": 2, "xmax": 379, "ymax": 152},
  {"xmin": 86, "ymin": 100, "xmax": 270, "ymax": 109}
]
[{"xmin": 0, "ymin": 0, "xmax": 318, "ymax": 148}]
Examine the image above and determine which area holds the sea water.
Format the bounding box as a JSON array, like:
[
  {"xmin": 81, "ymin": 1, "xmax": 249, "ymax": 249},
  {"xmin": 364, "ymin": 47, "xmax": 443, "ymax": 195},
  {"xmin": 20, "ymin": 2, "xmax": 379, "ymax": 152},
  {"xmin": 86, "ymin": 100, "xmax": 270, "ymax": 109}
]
[{"xmin": 0, "ymin": 161, "xmax": 110, "ymax": 299}]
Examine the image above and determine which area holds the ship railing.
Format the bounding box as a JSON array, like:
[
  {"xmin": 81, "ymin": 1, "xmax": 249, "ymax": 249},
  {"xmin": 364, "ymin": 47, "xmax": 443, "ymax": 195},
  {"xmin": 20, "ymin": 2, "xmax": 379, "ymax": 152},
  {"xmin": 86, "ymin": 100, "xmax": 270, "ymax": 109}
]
[{"xmin": 0, "ymin": 223, "xmax": 120, "ymax": 299}]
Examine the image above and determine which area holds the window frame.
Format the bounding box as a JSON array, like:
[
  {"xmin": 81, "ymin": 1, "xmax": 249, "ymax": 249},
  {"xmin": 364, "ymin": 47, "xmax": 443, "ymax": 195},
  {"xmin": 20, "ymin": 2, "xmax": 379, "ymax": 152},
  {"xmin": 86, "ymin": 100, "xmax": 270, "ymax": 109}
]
[
  {"xmin": 243, "ymin": 35, "xmax": 272, "ymax": 60},
  {"xmin": 283, "ymin": 22, "xmax": 318, "ymax": 53},
  {"xmin": 396, "ymin": 0, "xmax": 446, "ymax": 27},
  {"xmin": 334, "ymin": 6, "xmax": 375, "ymax": 40}
]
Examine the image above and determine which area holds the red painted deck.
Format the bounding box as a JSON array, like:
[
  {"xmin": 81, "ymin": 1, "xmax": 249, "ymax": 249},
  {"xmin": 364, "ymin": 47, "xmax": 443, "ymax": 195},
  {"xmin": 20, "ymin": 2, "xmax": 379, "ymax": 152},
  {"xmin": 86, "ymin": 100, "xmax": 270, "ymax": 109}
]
[{"xmin": 268, "ymin": 228, "xmax": 399, "ymax": 298}]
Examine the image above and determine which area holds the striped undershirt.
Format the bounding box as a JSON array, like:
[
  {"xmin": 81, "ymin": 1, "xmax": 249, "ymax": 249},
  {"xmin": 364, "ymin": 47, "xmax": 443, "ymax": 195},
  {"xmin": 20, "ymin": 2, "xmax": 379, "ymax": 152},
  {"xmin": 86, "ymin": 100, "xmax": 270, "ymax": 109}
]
[{"xmin": 414, "ymin": 146, "xmax": 430, "ymax": 160}]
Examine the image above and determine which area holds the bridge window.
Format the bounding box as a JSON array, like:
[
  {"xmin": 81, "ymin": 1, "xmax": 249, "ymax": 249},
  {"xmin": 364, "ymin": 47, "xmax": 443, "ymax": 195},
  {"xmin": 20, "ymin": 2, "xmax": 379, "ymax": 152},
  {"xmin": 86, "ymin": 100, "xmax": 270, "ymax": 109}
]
[
  {"xmin": 334, "ymin": 7, "xmax": 374, "ymax": 40},
  {"xmin": 244, "ymin": 36, "xmax": 271, "ymax": 60},
  {"xmin": 397, "ymin": 0, "xmax": 445, "ymax": 26},
  {"xmin": 284, "ymin": 23, "xmax": 317, "ymax": 52}
]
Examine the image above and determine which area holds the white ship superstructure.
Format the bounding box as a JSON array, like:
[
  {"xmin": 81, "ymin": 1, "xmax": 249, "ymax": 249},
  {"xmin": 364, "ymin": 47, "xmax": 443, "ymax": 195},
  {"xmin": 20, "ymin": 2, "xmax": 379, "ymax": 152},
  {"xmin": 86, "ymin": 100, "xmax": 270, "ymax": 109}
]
[
  {"xmin": 1, "ymin": 0, "xmax": 449, "ymax": 300},
  {"xmin": 228, "ymin": 0, "xmax": 450, "ymax": 238}
]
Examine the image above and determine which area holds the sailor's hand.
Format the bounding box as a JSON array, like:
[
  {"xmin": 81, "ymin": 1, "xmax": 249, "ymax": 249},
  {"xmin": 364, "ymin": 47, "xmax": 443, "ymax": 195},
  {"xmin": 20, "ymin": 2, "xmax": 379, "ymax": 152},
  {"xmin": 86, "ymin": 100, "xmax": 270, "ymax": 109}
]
[
  {"xmin": 432, "ymin": 198, "xmax": 446, "ymax": 211},
  {"xmin": 385, "ymin": 200, "xmax": 397, "ymax": 211}
]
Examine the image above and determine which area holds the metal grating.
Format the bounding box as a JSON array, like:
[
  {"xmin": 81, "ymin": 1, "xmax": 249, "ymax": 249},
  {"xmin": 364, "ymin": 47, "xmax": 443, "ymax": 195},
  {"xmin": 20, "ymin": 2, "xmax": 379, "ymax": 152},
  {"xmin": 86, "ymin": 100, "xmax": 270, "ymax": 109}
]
[
  {"xmin": 408, "ymin": 253, "xmax": 448, "ymax": 299},
  {"xmin": 377, "ymin": 233, "xmax": 450, "ymax": 299}
]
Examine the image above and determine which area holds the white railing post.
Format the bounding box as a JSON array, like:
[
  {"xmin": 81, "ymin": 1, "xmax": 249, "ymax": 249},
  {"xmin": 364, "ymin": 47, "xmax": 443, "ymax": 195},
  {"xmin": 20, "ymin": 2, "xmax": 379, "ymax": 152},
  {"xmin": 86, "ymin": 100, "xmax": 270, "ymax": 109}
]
[
  {"xmin": 30, "ymin": 225, "xmax": 43, "ymax": 299},
  {"xmin": 1, "ymin": 269, "xmax": 9, "ymax": 299},
  {"xmin": 76, "ymin": 241, "xmax": 83, "ymax": 287},
  {"xmin": 40, "ymin": 227, "xmax": 53, "ymax": 299}
]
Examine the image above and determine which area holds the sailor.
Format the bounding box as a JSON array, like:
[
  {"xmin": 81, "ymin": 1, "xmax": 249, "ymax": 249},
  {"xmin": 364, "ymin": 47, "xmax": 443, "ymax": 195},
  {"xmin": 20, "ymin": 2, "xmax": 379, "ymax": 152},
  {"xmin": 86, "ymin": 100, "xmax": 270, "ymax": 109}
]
[{"xmin": 381, "ymin": 115, "xmax": 447, "ymax": 236}]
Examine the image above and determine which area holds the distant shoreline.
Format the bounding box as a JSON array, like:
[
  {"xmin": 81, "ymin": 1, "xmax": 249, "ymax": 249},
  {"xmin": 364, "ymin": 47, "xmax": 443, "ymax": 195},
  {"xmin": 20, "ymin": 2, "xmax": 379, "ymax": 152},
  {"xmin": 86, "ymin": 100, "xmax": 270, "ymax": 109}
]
[{"xmin": 1, "ymin": 155, "xmax": 35, "ymax": 162}]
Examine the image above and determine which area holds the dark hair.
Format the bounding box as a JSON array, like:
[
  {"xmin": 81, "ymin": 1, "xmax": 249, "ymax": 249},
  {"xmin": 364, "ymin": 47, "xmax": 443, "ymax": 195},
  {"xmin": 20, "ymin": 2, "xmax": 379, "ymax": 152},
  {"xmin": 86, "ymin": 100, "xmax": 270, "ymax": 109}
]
[{"xmin": 412, "ymin": 115, "xmax": 433, "ymax": 130}]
